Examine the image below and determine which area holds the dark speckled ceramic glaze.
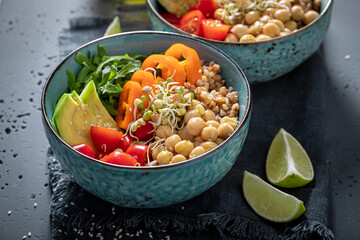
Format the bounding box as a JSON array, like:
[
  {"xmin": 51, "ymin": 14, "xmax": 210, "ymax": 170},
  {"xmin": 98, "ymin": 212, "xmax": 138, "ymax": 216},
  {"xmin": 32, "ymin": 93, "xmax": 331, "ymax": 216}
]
[
  {"xmin": 41, "ymin": 31, "xmax": 251, "ymax": 208},
  {"xmin": 146, "ymin": 0, "xmax": 333, "ymax": 83}
]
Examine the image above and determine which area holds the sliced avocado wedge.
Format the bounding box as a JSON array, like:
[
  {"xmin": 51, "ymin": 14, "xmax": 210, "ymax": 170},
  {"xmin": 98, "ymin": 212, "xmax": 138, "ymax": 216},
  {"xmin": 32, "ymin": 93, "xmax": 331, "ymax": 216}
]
[
  {"xmin": 52, "ymin": 81, "xmax": 119, "ymax": 152},
  {"xmin": 80, "ymin": 81, "xmax": 118, "ymax": 129}
]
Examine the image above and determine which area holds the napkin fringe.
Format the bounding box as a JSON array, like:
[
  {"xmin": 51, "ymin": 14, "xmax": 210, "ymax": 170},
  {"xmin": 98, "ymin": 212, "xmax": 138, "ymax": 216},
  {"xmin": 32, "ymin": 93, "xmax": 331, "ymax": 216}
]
[{"xmin": 283, "ymin": 221, "xmax": 335, "ymax": 240}]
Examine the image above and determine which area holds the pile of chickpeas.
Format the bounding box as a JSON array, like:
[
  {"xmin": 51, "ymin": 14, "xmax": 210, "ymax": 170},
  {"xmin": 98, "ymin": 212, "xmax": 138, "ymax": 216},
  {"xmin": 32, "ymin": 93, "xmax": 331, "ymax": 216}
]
[
  {"xmin": 147, "ymin": 62, "xmax": 239, "ymax": 166},
  {"xmin": 216, "ymin": 0, "xmax": 321, "ymax": 42}
]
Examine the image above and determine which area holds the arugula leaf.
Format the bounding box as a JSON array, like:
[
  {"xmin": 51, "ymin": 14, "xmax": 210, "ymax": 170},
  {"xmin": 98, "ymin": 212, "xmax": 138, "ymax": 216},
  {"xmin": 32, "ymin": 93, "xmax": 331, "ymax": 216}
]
[
  {"xmin": 74, "ymin": 52, "xmax": 96, "ymax": 71},
  {"xmin": 66, "ymin": 70, "xmax": 80, "ymax": 93}
]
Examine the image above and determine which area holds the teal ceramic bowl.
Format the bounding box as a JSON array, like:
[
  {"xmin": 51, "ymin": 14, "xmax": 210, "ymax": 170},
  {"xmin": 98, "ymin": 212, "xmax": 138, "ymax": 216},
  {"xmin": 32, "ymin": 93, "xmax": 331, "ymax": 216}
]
[
  {"xmin": 41, "ymin": 31, "xmax": 251, "ymax": 208},
  {"xmin": 146, "ymin": 0, "xmax": 333, "ymax": 83}
]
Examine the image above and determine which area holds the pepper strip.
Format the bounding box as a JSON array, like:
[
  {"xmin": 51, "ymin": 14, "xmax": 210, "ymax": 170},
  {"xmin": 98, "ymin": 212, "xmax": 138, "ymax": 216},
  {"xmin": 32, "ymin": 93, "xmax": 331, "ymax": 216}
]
[{"xmin": 165, "ymin": 43, "xmax": 202, "ymax": 86}]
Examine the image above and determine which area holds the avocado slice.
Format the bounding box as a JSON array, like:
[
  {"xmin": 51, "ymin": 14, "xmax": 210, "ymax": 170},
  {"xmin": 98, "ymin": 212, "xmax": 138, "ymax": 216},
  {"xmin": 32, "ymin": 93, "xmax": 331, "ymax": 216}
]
[{"xmin": 52, "ymin": 81, "xmax": 119, "ymax": 152}]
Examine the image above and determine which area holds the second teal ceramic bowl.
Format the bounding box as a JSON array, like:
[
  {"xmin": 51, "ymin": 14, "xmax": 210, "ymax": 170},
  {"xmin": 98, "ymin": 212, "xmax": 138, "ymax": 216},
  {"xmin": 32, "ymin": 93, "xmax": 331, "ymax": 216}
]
[
  {"xmin": 41, "ymin": 31, "xmax": 251, "ymax": 208},
  {"xmin": 146, "ymin": 0, "xmax": 333, "ymax": 83}
]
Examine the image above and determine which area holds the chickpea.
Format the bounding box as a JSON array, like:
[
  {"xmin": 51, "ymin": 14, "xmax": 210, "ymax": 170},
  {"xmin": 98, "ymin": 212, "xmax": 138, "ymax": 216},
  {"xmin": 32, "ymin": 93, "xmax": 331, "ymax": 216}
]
[
  {"xmin": 313, "ymin": 0, "xmax": 321, "ymax": 11},
  {"xmin": 194, "ymin": 136, "xmax": 203, "ymax": 147},
  {"xmin": 245, "ymin": 11, "xmax": 260, "ymax": 25},
  {"xmin": 214, "ymin": 8, "xmax": 229, "ymax": 21},
  {"xmin": 220, "ymin": 117, "xmax": 237, "ymax": 129},
  {"xmin": 259, "ymin": 15, "xmax": 271, "ymax": 24},
  {"xmin": 170, "ymin": 154, "xmax": 187, "ymax": 164},
  {"xmin": 225, "ymin": 33, "xmax": 238, "ymax": 43},
  {"xmin": 155, "ymin": 125, "xmax": 172, "ymax": 139},
  {"xmin": 184, "ymin": 109, "xmax": 201, "ymax": 123},
  {"xmin": 187, "ymin": 117, "xmax": 205, "ymax": 136},
  {"xmin": 216, "ymin": 138, "xmax": 225, "ymax": 145},
  {"xmin": 218, "ymin": 123, "xmax": 235, "ymax": 139},
  {"xmin": 278, "ymin": 0, "xmax": 292, "ymax": 9},
  {"xmin": 249, "ymin": 21, "xmax": 263, "ymax": 36},
  {"xmin": 303, "ymin": 10, "xmax": 319, "ymax": 25},
  {"xmin": 256, "ymin": 34, "xmax": 272, "ymax": 41},
  {"xmin": 205, "ymin": 120, "xmax": 220, "ymax": 128},
  {"xmin": 151, "ymin": 146, "xmax": 165, "ymax": 160},
  {"xmin": 204, "ymin": 110, "xmax": 216, "ymax": 121},
  {"xmin": 230, "ymin": 24, "xmax": 249, "ymax": 39},
  {"xmin": 175, "ymin": 140, "xmax": 194, "ymax": 157},
  {"xmin": 284, "ymin": 20, "xmax": 297, "ymax": 31},
  {"xmin": 146, "ymin": 160, "xmax": 158, "ymax": 166},
  {"xmin": 291, "ymin": 5, "xmax": 305, "ymax": 21},
  {"xmin": 201, "ymin": 141, "xmax": 218, "ymax": 152},
  {"xmin": 201, "ymin": 126, "xmax": 218, "ymax": 142},
  {"xmin": 274, "ymin": 9, "xmax": 291, "ymax": 22},
  {"xmin": 269, "ymin": 19, "xmax": 285, "ymax": 32},
  {"xmin": 240, "ymin": 34, "xmax": 256, "ymax": 43},
  {"xmin": 280, "ymin": 28, "xmax": 292, "ymax": 37},
  {"xmin": 263, "ymin": 22, "xmax": 280, "ymax": 38},
  {"xmin": 262, "ymin": 8, "xmax": 276, "ymax": 18},
  {"xmin": 178, "ymin": 126, "xmax": 195, "ymax": 141},
  {"xmin": 165, "ymin": 134, "xmax": 182, "ymax": 152},
  {"xmin": 190, "ymin": 100, "xmax": 201, "ymax": 110},
  {"xmin": 157, "ymin": 151, "xmax": 173, "ymax": 165},
  {"xmin": 189, "ymin": 146, "xmax": 206, "ymax": 159}
]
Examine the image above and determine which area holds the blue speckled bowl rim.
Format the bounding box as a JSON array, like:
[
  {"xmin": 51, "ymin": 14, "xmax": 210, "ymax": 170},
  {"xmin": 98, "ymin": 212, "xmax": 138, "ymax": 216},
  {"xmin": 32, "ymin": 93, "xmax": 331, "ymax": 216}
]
[
  {"xmin": 41, "ymin": 31, "xmax": 251, "ymax": 171},
  {"xmin": 146, "ymin": 0, "xmax": 333, "ymax": 46}
]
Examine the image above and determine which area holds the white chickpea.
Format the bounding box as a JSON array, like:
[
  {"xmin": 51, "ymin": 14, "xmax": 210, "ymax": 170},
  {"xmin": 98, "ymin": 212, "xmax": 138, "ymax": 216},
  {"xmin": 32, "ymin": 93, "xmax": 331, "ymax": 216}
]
[
  {"xmin": 205, "ymin": 120, "xmax": 220, "ymax": 128},
  {"xmin": 280, "ymin": 28, "xmax": 292, "ymax": 36},
  {"xmin": 187, "ymin": 117, "xmax": 205, "ymax": 136},
  {"xmin": 269, "ymin": 19, "xmax": 285, "ymax": 32},
  {"xmin": 189, "ymin": 146, "xmax": 206, "ymax": 159},
  {"xmin": 230, "ymin": 24, "xmax": 249, "ymax": 39},
  {"xmin": 259, "ymin": 15, "xmax": 271, "ymax": 24},
  {"xmin": 291, "ymin": 5, "xmax": 305, "ymax": 21},
  {"xmin": 214, "ymin": 8, "xmax": 229, "ymax": 21},
  {"xmin": 201, "ymin": 126, "xmax": 218, "ymax": 142},
  {"xmin": 245, "ymin": 11, "xmax": 260, "ymax": 25},
  {"xmin": 216, "ymin": 138, "xmax": 225, "ymax": 145},
  {"xmin": 155, "ymin": 125, "xmax": 172, "ymax": 139},
  {"xmin": 225, "ymin": 33, "xmax": 238, "ymax": 43},
  {"xmin": 190, "ymin": 100, "xmax": 201, "ymax": 109},
  {"xmin": 303, "ymin": 10, "xmax": 319, "ymax": 25},
  {"xmin": 175, "ymin": 140, "xmax": 194, "ymax": 157},
  {"xmin": 204, "ymin": 110, "xmax": 216, "ymax": 121},
  {"xmin": 263, "ymin": 22, "xmax": 280, "ymax": 37},
  {"xmin": 178, "ymin": 126, "xmax": 195, "ymax": 141},
  {"xmin": 146, "ymin": 160, "xmax": 158, "ymax": 166},
  {"xmin": 256, "ymin": 34, "xmax": 272, "ymax": 41},
  {"xmin": 274, "ymin": 9, "xmax": 291, "ymax": 22},
  {"xmin": 170, "ymin": 154, "xmax": 187, "ymax": 164},
  {"xmin": 278, "ymin": 0, "xmax": 292, "ymax": 9},
  {"xmin": 165, "ymin": 134, "xmax": 182, "ymax": 152},
  {"xmin": 193, "ymin": 136, "xmax": 203, "ymax": 147},
  {"xmin": 201, "ymin": 141, "xmax": 218, "ymax": 152},
  {"xmin": 157, "ymin": 151, "xmax": 173, "ymax": 165},
  {"xmin": 184, "ymin": 109, "xmax": 201, "ymax": 123},
  {"xmin": 218, "ymin": 123, "xmax": 235, "ymax": 139},
  {"xmin": 240, "ymin": 34, "xmax": 256, "ymax": 43},
  {"xmin": 151, "ymin": 146, "xmax": 165, "ymax": 160},
  {"xmin": 284, "ymin": 20, "xmax": 297, "ymax": 31},
  {"xmin": 249, "ymin": 21, "xmax": 263, "ymax": 36},
  {"xmin": 220, "ymin": 117, "xmax": 238, "ymax": 129},
  {"xmin": 263, "ymin": 8, "xmax": 276, "ymax": 18}
]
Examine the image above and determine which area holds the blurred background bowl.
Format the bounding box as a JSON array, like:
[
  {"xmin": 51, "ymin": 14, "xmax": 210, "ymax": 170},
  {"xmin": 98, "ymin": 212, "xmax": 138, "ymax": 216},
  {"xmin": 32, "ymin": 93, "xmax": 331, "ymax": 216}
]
[
  {"xmin": 146, "ymin": 0, "xmax": 333, "ymax": 83},
  {"xmin": 41, "ymin": 31, "xmax": 251, "ymax": 208}
]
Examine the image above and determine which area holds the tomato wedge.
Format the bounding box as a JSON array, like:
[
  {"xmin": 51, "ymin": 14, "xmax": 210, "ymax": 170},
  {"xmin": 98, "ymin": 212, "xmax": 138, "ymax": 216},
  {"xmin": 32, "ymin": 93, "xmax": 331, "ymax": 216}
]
[
  {"xmin": 179, "ymin": 10, "xmax": 205, "ymax": 36},
  {"xmin": 101, "ymin": 151, "xmax": 138, "ymax": 166},
  {"xmin": 115, "ymin": 81, "xmax": 143, "ymax": 130},
  {"xmin": 71, "ymin": 143, "xmax": 95, "ymax": 158},
  {"xmin": 126, "ymin": 144, "xmax": 149, "ymax": 166},
  {"xmin": 134, "ymin": 121, "xmax": 154, "ymax": 141},
  {"xmin": 118, "ymin": 134, "xmax": 135, "ymax": 152},
  {"xmin": 195, "ymin": 0, "xmax": 218, "ymax": 18},
  {"xmin": 142, "ymin": 54, "xmax": 186, "ymax": 86},
  {"xmin": 160, "ymin": 13, "xmax": 181, "ymax": 26},
  {"xmin": 90, "ymin": 126, "xmax": 123, "ymax": 152},
  {"xmin": 165, "ymin": 43, "xmax": 202, "ymax": 85},
  {"xmin": 202, "ymin": 19, "xmax": 231, "ymax": 41}
]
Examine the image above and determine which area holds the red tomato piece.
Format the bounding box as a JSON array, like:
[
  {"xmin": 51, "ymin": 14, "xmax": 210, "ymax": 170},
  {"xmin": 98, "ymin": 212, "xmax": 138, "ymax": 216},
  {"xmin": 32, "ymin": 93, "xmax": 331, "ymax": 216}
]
[
  {"xmin": 195, "ymin": 0, "xmax": 218, "ymax": 18},
  {"xmin": 95, "ymin": 151, "xmax": 110, "ymax": 160},
  {"xmin": 90, "ymin": 126, "xmax": 123, "ymax": 153},
  {"xmin": 180, "ymin": 10, "xmax": 205, "ymax": 36},
  {"xmin": 71, "ymin": 143, "xmax": 95, "ymax": 159},
  {"xmin": 126, "ymin": 145, "xmax": 149, "ymax": 166},
  {"xmin": 101, "ymin": 151, "xmax": 138, "ymax": 166},
  {"xmin": 118, "ymin": 134, "xmax": 135, "ymax": 152},
  {"xmin": 201, "ymin": 19, "xmax": 231, "ymax": 41},
  {"xmin": 160, "ymin": 13, "xmax": 181, "ymax": 25},
  {"xmin": 134, "ymin": 121, "xmax": 154, "ymax": 141}
]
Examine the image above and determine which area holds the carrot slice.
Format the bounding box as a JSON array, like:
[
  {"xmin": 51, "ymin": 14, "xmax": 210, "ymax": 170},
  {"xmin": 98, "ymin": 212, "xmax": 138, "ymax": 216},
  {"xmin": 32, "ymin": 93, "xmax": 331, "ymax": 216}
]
[
  {"xmin": 115, "ymin": 81, "xmax": 143, "ymax": 130},
  {"xmin": 142, "ymin": 54, "xmax": 186, "ymax": 86},
  {"xmin": 165, "ymin": 43, "xmax": 202, "ymax": 86}
]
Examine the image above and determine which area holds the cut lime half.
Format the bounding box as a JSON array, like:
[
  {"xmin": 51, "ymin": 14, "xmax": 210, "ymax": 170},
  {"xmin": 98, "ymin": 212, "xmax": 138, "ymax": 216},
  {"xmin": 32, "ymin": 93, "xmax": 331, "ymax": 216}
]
[
  {"xmin": 243, "ymin": 171, "xmax": 306, "ymax": 223},
  {"xmin": 266, "ymin": 128, "xmax": 314, "ymax": 188},
  {"xmin": 104, "ymin": 16, "xmax": 121, "ymax": 36}
]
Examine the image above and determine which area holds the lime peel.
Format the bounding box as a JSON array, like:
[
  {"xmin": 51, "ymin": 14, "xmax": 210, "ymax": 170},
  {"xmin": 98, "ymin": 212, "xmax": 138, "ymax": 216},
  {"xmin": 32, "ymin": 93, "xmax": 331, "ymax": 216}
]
[
  {"xmin": 104, "ymin": 16, "xmax": 121, "ymax": 37},
  {"xmin": 243, "ymin": 171, "xmax": 306, "ymax": 223}
]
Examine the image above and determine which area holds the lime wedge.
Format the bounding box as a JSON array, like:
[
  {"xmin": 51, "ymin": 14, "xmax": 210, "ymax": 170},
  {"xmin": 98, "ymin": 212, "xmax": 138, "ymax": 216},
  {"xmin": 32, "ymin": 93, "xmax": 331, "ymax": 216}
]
[
  {"xmin": 104, "ymin": 16, "xmax": 121, "ymax": 37},
  {"xmin": 266, "ymin": 128, "xmax": 314, "ymax": 188},
  {"xmin": 243, "ymin": 171, "xmax": 306, "ymax": 223}
]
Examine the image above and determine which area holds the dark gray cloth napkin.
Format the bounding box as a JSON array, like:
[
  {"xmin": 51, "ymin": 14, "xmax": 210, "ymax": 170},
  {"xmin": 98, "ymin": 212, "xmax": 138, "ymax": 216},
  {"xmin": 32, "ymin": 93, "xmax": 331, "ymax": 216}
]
[{"xmin": 49, "ymin": 13, "xmax": 334, "ymax": 240}]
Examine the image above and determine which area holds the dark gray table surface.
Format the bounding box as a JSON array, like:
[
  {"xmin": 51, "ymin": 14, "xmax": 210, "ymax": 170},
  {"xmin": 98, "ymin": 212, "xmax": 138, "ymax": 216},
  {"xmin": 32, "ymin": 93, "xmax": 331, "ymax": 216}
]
[{"xmin": 0, "ymin": 0, "xmax": 359, "ymax": 239}]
